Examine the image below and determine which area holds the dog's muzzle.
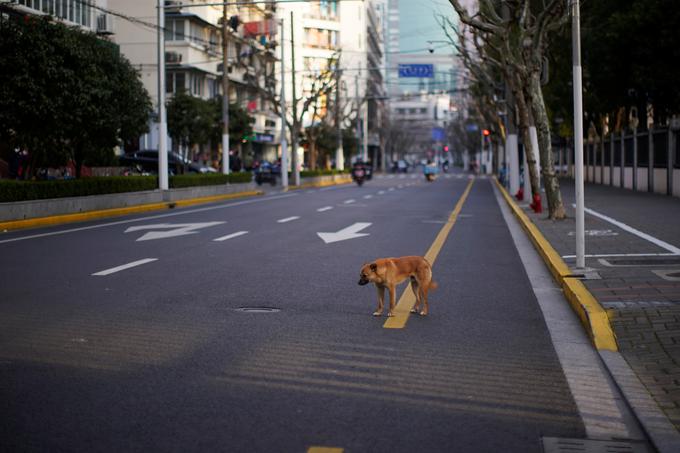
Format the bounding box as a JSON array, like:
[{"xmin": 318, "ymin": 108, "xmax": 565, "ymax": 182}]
[{"xmin": 358, "ymin": 278, "xmax": 369, "ymax": 286}]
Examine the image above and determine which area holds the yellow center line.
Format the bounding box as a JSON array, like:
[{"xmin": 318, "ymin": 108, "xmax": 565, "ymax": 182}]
[
  {"xmin": 383, "ymin": 179, "xmax": 475, "ymax": 329},
  {"xmin": 307, "ymin": 447, "xmax": 344, "ymax": 453}
]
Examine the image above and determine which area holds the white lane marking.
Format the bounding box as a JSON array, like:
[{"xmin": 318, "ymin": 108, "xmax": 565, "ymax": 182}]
[
  {"xmin": 0, "ymin": 193, "xmax": 298, "ymax": 245},
  {"xmin": 125, "ymin": 222, "xmax": 225, "ymax": 241},
  {"xmin": 378, "ymin": 190, "xmax": 386, "ymax": 195},
  {"xmin": 317, "ymin": 206, "xmax": 333, "ymax": 212},
  {"xmin": 343, "ymin": 199, "xmax": 356, "ymax": 204},
  {"xmin": 213, "ymin": 231, "xmax": 249, "ymax": 242},
  {"xmin": 387, "ymin": 175, "xmax": 396, "ymax": 179},
  {"xmin": 576, "ymin": 205, "xmax": 680, "ymax": 254},
  {"xmin": 397, "ymin": 184, "xmax": 404, "ymax": 189},
  {"xmin": 388, "ymin": 187, "xmax": 395, "ymax": 191},
  {"xmin": 277, "ymin": 216, "xmax": 300, "ymax": 223},
  {"xmin": 363, "ymin": 195, "xmax": 373, "ymax": 199},
  {"xmin": 92, "ymin": 258, "xmax": 157, "ymax": 276},
  {"xmin": 562, "ymin": 252, "xmax": 678, "ymax": 259},
  {"xmin": 398, "ymin": 174, "xmax": 406, "ymax": 179},
  {"xmin": 317, "ymin": 222, "xmax": 371, "ymax": 244}
]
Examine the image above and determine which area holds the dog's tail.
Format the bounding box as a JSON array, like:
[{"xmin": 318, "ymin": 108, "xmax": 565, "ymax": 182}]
[{"xmin": 429, "ymin": 280, "xmax": 438, "ymax": 291}]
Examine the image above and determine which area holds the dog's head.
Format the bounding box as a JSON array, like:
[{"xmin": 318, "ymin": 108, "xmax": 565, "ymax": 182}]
[{"xmin": 358, "ymin": 262, "xmax": 378, "ymax": 286}]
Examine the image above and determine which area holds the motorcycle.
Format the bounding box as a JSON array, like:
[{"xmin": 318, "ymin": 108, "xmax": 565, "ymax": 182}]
[
  {"xmin": 423, "ymin": 162, "xmax": 438, "ymax": 182},
  {"xmin": 351, "ymin": 165, "xmax": 367, "ymax": 186}
]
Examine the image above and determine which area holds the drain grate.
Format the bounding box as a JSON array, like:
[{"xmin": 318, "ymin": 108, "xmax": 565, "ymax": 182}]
[
  {"xmin": 235, "ymin": 307, "xmax": 281, "ymax": 313},
  {"xmin": 541, "ymin": 437, "xmax": 650, "ymax": 453}
]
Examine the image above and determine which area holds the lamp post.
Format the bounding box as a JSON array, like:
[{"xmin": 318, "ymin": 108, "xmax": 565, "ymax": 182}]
[
  {"xmin": 572, "ymin": 0, "xmax": 586, "ymax": 269},
  {"xmin": 279, "ymin": 17, "xmax": 288, "ymax": 188},
  {"xmin": 157, "ymin": 0, "xmax": 168, "ymax": 190}
]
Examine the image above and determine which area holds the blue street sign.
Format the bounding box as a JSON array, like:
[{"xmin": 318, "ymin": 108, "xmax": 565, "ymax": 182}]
[
  {"xmin": 398, "ymin": 64, "xmax": 434, "ymax": 78},
  {"xmin": 465, "ymin": 123, "xmax": 479, "ymax": 132},
  {"xmin": 432, "ymin": 127, "xmax": 445, "ymax": 141}
]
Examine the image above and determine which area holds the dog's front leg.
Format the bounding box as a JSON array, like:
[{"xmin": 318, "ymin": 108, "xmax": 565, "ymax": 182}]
[
  {"xmin": 373, "ymin": 285, "xmax": 385, "ymax": 316},
  {"xmin": 387, "ymin": 285, "xmax": 397, "ymax": 317}
]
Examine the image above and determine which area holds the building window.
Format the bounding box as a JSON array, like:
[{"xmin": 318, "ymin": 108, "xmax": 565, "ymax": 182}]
[
  {"xmin": 190, "ymin": 73, "xmax": 203, "ymax": 97},
  {"xmin": 165, "ymin": 19, "xmax": 186, "ymax": 42},
  {"xmin": 166, "ymin": 72, "xmax": 186, "ymax": 93}
]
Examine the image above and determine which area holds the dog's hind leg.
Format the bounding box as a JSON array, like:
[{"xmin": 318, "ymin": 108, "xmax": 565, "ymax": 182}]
[
  {"xmin": 409, "ymin": 277, "xmax": 421, "ymax": 313},
  {"xmin": 420, "ymin": 283, "xmax": 429, "ymax": 316},
  {"xmin": 373, "ymin": 285, "xmax": 385, "ymax": 316}
]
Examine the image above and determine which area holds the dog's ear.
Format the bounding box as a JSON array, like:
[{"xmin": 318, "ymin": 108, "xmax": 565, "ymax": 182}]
[{"xmin": 370, "ymin": 262, "xmax": 377, "ymax": 272}]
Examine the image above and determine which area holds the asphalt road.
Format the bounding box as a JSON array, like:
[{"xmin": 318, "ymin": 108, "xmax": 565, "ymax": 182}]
[{"xmin": 0, "ymin": 172, "xmax": 587, "ymax": 452}]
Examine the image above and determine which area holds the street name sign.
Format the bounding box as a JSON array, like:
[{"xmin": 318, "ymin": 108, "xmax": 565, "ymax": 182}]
[{"xmin": 398, "ymin": 64, "xmax": 434, "ymax": 78}]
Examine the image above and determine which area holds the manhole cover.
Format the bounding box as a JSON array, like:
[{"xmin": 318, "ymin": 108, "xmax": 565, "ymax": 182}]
[
  {"xmin": 235, "ymin": 307, "xmax": 280, "ymax": 313},
  {"xmin": 541, "ymin": 437, "xmax": 650, "ymax": 453}
]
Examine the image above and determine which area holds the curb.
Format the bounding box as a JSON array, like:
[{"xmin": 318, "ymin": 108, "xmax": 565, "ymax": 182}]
[
  {"xmin": 0, "ymin": 190, "xmax": 263, "ymax": 232},
  {"xmin": 493, "ymin": 178, "xmax": 618, "ymax": 351}
]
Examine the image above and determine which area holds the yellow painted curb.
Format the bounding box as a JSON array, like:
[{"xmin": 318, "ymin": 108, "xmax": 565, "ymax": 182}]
[
  {"xmin": 288, "ymin": 175, "xmax": 353, "ymax": 190},
  {"xmin": 0, "ymin": 190, "xmax": 263, "ymax": 232},
  {"xmin": 494, "ymin": 178, "xmax": 618, "ymax": 351}
]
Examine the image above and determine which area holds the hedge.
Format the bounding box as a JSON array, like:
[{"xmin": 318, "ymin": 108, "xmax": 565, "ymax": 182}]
[
  {"xmin": 170, "ymin": 172, "xmax": 252, "ymax": 188},
  {"xmin": 297, "ymin": 169, "xmax": 350, "ymax": 177},
  {"xmin": 0, "ymin": 172, "xmax": 253, "ymax": 202}
]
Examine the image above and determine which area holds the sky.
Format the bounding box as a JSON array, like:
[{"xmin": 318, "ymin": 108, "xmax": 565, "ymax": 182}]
[{"xmin": 398, "ymin": 0, "xmax": 457, "ymax": 54}]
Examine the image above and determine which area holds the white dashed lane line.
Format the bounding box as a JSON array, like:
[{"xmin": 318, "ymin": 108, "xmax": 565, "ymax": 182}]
[
  {"xmin": 363, "ymin": 195, "xmax": 373, "ymax": 199},
  {"xmin": 277, "ymin": 216, "xmax": 300, "ymax": 223},
  {"xmin": 343, "ymin": 199, "xmax": 356, "ymax": 204},
  {"xmin": 92, "ymin": 258, "xmax": 158, "ymax": 276},
  {"xmin": 213, "ymin": 231, "xmax": 249, "ymax": 242},
  {"xmin": 317, "ymin": 206, "xmax": 333, "ymax": 212}
]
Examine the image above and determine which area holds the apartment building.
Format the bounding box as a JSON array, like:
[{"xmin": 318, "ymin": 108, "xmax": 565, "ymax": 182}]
[
  {"xmin": 113, "ymin": 0, "xmax": 280, "ymax": 167},
  {"xmin": 7, "ymin": 0, "xmax": 112, "ymax": 33}
]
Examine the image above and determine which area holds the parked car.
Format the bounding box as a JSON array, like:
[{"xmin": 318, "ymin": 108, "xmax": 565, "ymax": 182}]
[
  {"xmin": 392, "ymin": 160, "xmax": 409, "ymax": 173},
  {"xmin": 120, "ymin": 150, "xmax": 191, "ymax": 175}
]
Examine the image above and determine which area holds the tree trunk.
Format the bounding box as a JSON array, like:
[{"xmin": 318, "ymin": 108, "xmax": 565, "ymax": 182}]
[
  {"xmin": 309, "ymin": 140, "xmax": 317, "ymax": 170},
  {"xmin": 528, "ymin": 72, "xmax": 565, "ymax": 219},
  {"xmin": 512, "ymin": 76, "xmax": 541, "ymax": 201}
]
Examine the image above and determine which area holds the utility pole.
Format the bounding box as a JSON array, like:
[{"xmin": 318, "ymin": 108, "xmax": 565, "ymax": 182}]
[
  {"xmin": 221, "ymin": 2, "xmax": 230, "ymax": 175},
  {"xmin": 572, "ymin": 0, "xmax": 586, "ymax": 269},
  {"xmin": 279, "ymin": 17, "xmax": 288, "ymax": 188},
  {"xmin": 289, "ymin": 11, "xmax": 300, "ymax": 186},
  {"xmin": 157, "ymin": 0, "xmax": 168, "ymax": 190},
  {"xmin": 355, "ymin": 72, "xmax": 361, "ymax": 162},
  {"xmin": 335, "ymin": 65, "xmax": 344, "ymax": 171}
]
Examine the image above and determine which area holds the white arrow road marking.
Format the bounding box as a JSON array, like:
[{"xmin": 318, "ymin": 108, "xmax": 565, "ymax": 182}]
[
  {"xmin": 277, "ymin": 216, "xmax": 300, "ymax": 223},
  {"xmin": 363, "ymin": 195, "xmax": 373, "ymax": 199},
  {"xmin": 317, "ymin": 206, "xmax": 333, "ymax": 212},
  {"xmin": 93, "ymin": 258, "xmax": 158, "ymax": 276},
  {"xmin": 125, "ymin": 222, "xmax": 225, "ymax": 241},
  {"xmin": 213, "ymin": 231, "xmax": 249, "ymax": 242},
  {"xmin": 317, "ymin": 222, "xmax": 371, "ymax": 244},
  {"xmin": 343, "ymin": 199, "xmax": 356, "ymax": 204}
]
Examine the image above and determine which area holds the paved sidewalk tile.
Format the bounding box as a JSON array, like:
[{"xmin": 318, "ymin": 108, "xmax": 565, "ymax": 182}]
[{"xmin": 519, "ymin": 179, "xmax": 680, "ymax": 431}]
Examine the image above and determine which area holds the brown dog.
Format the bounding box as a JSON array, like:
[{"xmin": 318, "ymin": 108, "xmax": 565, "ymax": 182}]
[{"xmin": 358, "ymin": 256, "xmax": 437, "ymax": 317}]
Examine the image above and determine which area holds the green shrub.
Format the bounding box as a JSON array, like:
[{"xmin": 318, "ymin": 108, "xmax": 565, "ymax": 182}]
[
  {"xmin": 0, "ymin": 176, "xmax": 157, "ymax": 202},
  {"xmin": 0, "ymin": 172, "xmax": 254, "ymax": 202},
  {"xmin": 297, "ymin": 169, "xmax": 350, "ymax": 178},
  {"xmin": 170, "ymin": 172, "xmax": 252, "ymax": 188}
]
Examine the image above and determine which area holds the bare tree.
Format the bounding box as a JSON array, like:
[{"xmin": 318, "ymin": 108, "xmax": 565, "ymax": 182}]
[{"xmin": 447, "ymin": 0, "xmax": 567, "ymax": 219}]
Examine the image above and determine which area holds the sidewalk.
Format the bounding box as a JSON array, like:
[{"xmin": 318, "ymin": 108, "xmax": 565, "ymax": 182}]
[{"xmin": 505, "ymin": 177, "xmax": 680, "ymax": 450}]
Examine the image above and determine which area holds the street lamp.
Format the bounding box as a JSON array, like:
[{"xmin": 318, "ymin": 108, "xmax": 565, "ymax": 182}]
[{"xmin": 571, "ymin": 0, "xmax": 586, "ymax": 269}]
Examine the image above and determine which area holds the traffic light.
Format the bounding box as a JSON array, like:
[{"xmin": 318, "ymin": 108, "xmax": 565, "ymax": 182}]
[
  {"xmin": 229, "ymin": 15, "xmax": 240, "ymax": 31},
  {"xmin": 482, "ymin": 129, "xmax": 491, "ymax": 136},
  {"xmin": 443, "ymin": 145, "xmax": 449, "ymax": 152}
]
